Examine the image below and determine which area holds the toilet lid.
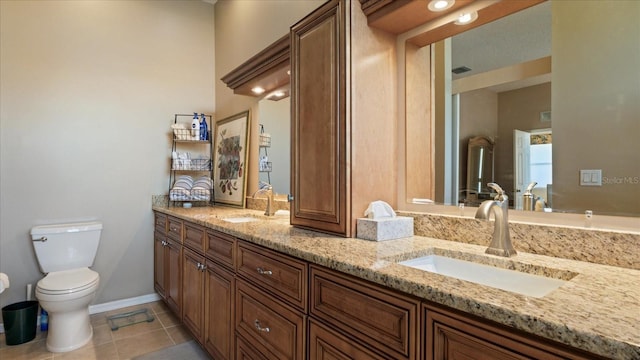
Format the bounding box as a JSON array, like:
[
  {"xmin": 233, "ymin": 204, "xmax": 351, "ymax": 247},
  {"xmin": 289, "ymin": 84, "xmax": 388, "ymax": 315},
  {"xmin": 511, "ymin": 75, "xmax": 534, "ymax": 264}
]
[{"xmin": 38, "ymin": 268, "xmax": 99, "ymax": 294}]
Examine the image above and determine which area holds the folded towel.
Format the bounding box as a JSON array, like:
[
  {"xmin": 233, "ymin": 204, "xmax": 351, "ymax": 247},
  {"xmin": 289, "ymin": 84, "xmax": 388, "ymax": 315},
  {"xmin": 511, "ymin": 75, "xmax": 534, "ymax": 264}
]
[
  {"xmin": 193, "ymin": 176, "xmax": 213, "ymax": 188},
  {"xmin": 170, "ymin": 176, "xmax": 194, "ymax": 201},
  {"xmin": 170, "ymin": 188, "xmax": 191, "ymax": 201},
  {"xmin": 172, "ymin": 124, "xmax": 190, "ymax": 140},
  {"xmin": 190, "ymin": 188, "xmax": 211, "ymax": 201},
  {"xmin": 191, "ymin": 176, "xmax": 212, "ymax": 201}
]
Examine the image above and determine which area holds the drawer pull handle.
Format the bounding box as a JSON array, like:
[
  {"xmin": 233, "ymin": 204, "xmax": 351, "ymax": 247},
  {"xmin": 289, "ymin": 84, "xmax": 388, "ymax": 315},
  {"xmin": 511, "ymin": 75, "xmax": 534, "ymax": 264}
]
[
  {"xmin": 254, "ymin": 320, "xmax": 270, "ymax": 333},
  {"xmin": 256, "ymin": 267, "xmax": 273, "ymax": 276},
  {"xmin": 197, "ymin": 263, "xmax": 207, "ymax": 271}
]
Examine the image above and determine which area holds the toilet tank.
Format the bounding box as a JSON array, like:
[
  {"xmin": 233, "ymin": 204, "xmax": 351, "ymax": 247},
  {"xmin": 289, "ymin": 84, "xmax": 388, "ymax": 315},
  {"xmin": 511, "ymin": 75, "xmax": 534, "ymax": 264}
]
[{"xmin": 30, "ymin": 221, "xmax": 102, "ymax": 273}]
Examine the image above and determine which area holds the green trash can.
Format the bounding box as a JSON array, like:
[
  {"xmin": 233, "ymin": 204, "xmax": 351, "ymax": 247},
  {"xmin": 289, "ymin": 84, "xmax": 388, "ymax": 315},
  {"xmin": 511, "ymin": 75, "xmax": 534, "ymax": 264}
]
[{"xmin": 2, "ymin": 301, "xmax": 39, "ymax": 345}]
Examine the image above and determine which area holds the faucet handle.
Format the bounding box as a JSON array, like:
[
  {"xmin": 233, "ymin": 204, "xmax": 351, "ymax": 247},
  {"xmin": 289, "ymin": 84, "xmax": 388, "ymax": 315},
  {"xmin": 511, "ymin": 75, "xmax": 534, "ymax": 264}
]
[{"xmin": 487, "ymin": 183, "xmax": 507, "ymax": 201}]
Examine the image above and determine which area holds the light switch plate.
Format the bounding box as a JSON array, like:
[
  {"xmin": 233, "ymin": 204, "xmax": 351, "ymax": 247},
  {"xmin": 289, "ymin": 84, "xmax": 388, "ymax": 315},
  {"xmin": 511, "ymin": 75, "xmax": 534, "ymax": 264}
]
[{"xmin": 580, "ymin": 169, "xmax": 602, "ymax": 186}]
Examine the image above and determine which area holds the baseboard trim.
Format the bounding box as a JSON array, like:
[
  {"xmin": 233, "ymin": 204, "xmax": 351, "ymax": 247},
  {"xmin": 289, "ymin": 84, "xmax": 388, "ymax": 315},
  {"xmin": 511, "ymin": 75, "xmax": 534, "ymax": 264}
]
[
  {"xmin": 89, "ymin": 293, "xmax": 162, "ymax": 315},
  {"xmin": 0, "ymin": 293, "xmax": 162, "ymax": 333}
]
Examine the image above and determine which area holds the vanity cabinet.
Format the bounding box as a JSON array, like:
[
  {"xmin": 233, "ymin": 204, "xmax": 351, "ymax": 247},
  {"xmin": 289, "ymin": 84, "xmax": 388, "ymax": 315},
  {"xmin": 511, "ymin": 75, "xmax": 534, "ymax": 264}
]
[
  {"xmin": 309, "ymin": 265, "xmax": 420, "ymax": 359},
  {"xmin": 203, "ymin": 259, "xmax": 235, "ymax": 360},
  {"xmin": 153, "ymin": 214, "xmax": 167, "ymax": 298},
  {"xmin": 154, "ymin": 214, "xmax": 182, "ymax": 316},
  {"xmin": 153, "ymin": 214, "xmax": 237, "ymax": 360},
  {"xmin": 235, "ymin": 240, "xmax": 308, "ymax": 359},
  {"xmin": 152, "ymin": 212, "xmax": 604, "ymax": 360},
  {"xmin": 203, "ymin": 229, "xmax": 236, "ymax": 360},
  {"xmin": 182, "ymin": 246, "xmax": 206, "ymax": 342},
  {"xmin": 290, "ymin": 0, "xmax": 397, "ymax": 237},
  {"xmin": 423, "ymin": 305, "xmax": 603, "ymax": 360}
]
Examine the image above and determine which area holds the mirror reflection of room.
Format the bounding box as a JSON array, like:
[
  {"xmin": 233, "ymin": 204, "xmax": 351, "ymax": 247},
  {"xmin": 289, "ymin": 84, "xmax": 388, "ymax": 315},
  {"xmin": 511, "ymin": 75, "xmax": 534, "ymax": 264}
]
[
  {"xmin": 452, "ymin": 1, "xmax": 551, "ymax": 210},
  {"xmin": 418, "ymin": 0, "xmax": 639, "ymax": 216}
]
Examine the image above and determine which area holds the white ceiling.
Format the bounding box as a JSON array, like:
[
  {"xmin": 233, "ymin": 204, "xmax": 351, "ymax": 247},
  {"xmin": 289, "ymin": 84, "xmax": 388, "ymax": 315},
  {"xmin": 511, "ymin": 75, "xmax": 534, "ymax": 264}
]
[{"xmin": 451, "ymin": 1, "xmax": 551, "ymax": 87}]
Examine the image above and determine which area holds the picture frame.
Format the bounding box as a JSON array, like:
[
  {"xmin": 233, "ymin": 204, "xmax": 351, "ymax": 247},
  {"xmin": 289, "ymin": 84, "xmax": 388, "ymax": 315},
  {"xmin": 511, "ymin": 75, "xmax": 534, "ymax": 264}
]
[{"xmin": 213, "ymin": 110, "xmax": 251, "ymax": 207}]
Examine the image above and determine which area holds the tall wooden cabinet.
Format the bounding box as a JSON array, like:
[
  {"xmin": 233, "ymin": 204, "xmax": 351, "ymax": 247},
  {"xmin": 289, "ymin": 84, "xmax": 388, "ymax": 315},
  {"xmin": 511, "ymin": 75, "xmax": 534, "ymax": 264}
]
[{"xmin": 291, "ymin": 0, "xmax": 398, "ymax": 237}]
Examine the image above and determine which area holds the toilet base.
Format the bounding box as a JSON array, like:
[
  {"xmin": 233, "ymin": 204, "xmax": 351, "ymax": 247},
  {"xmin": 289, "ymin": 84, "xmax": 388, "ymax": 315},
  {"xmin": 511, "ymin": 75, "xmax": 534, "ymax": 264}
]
[{"xmin": 46, "ymin": 307, "xmax": 93, "ymax": 352}]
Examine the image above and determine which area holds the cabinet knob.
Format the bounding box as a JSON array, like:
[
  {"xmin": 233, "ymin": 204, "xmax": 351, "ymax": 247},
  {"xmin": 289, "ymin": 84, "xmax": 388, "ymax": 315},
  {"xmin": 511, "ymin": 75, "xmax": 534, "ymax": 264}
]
[
  {"xmin": 254, "ymin": 319, "xmax": 270, "ymax": 333},
  {"xmin": 256, "ymin": 267, "xmax": 273, "ymax": 276}
]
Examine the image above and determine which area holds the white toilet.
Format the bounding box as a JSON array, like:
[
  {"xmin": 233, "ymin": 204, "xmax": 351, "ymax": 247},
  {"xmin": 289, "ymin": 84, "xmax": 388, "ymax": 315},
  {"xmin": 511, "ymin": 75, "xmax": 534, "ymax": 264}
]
[{"xmin": 30, "ymin": 221, "xmax": 102, "ymax": 353}]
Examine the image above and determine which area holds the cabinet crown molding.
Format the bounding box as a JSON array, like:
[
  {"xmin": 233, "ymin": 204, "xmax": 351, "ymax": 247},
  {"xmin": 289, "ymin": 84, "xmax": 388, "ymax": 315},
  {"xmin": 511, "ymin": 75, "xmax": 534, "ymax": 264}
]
[{"xmin": 221, "ymin": 34, "xmax": 290, "ymax": 98}]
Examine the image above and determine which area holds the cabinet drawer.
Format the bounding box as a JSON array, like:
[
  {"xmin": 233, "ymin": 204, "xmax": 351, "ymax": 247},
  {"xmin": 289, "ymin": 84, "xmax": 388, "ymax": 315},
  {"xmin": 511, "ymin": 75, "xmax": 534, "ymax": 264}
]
[
  {"xmin": 205, "ymin": 229, "xmax": 235, "ymax": 269},
  {"xmin": 183, "ymin": 223, "xmax": 205, "ymax": 252},
  {"xmin": 235, "ymin": 280, "xmax": 305, "ymax": 360},
  {"xmin": 155, "ymin": 213, "xmax": 167, "ymax": 234},
  {"xmin": 309, "ymin": 318, "xmax": 388, "ymax": 360},
  {"xmin": 237, "ymin": 241, "xmax": 307, "ymax": 311},
  {"xmin": 310, "ymin": 265, "xmax": 420, "ymax": 359},
  {"xmin": 167, "ymin": 217, "xmax": 183, "ymax": 243},
  {"xmin": 236, "ymin": 334, "xmax": 270, "ymax": 360}
]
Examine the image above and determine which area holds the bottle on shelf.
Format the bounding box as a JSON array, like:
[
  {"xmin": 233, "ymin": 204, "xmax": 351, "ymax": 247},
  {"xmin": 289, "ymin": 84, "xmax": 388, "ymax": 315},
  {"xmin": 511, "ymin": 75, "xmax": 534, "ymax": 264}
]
[
  {"xmin": 200, "ymin": 113, "xmax": 208, "ymax": 141},
  {"xmin": 191, "ymin": 113, "xmax": 200, "ymax": 140}
]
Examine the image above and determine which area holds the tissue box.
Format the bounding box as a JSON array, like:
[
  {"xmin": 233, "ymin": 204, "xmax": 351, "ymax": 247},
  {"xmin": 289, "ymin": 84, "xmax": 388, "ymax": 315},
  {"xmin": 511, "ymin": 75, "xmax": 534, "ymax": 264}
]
[{"xmin": 356, "ymin": 216, "xmax": 414, "ymax": 241}]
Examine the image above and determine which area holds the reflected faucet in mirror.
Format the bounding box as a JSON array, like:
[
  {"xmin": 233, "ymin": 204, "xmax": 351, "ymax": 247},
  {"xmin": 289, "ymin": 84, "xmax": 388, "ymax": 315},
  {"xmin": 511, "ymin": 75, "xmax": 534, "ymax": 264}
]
[
  {"xmin": 522, "ymin": 181, "xmax": 537, "ymax": 211},
  {"xmin": 475, "ymin": 183, "xmax": 517, "ymax": 257},
  {"xmin": 253, "ymin": 181, "xmax": 276, "ymax": 216}
]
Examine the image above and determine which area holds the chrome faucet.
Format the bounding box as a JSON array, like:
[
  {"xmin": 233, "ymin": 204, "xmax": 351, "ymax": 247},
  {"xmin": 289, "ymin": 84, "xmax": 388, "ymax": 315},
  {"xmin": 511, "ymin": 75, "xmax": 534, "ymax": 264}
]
[
  {"xmin": 475, "ymin": 183, "xmax": 517, "ymax": 257},
  {"xmin": 252, "ymin": 182, "xmax": 276, "ymax": 216}
]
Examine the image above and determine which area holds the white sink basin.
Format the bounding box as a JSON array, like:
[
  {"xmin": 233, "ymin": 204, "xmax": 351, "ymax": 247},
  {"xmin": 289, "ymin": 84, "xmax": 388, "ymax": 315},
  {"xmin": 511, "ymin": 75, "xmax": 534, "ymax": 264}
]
[
  {"xmin": 222, "ymin": 217, "xmax": 258, "ymax": 223},
  {"xmin": 399, "ymin": 254, "xmax": 571, "ymax": 298}
]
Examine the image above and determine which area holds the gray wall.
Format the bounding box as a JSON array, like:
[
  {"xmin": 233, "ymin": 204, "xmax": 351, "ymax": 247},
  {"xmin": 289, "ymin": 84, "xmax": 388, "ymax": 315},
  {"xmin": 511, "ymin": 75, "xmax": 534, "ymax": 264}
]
[{"xmin": 0, "ymin": 1, "xmax": 215, "ymax": 307}]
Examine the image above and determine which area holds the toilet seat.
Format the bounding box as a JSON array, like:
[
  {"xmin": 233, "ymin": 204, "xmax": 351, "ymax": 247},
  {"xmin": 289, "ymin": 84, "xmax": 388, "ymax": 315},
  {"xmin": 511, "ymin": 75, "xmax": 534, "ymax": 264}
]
[{"xmin": 37, "ymin": 268, "xmax": 99, "ymax": 295}]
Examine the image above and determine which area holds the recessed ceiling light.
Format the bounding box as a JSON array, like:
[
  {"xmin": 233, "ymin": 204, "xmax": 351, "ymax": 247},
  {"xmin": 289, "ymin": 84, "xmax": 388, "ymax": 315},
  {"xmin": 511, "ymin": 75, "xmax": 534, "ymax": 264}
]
[
  {"xmin": 454, "ymin": 11, "xmax": 478, "ymax": 25},
  {"xmin": 251, "ymin": 86, "xmax": 265, "ymax": 95},
  {"xmin": 428, "ymin": 0, "xmax": 455, "ymax": 12}
]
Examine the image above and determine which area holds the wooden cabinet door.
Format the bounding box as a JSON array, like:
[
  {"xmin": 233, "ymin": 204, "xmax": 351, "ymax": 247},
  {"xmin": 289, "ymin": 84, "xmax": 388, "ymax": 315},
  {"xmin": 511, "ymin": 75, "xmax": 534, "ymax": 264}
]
[
  {"xmin": 182, "ymin": 247, "xmax": 205, "ymax": 343},
  {"xmin": 308, "ymin": 318, "xmax": 388, "ymax": 360},
  {"xmin": 204, "ymin": 260, "xmax": 235, "ymax": 360},
  {"xmin": 153, "ymin": 232, "xmax": 166, "ymax": 299},
  {"xmin": 425, "ymin": 307, "xmax": 598, "ymax": 360},
  {"xmin": 291, "ymin": 0, "xmax": 349, "ymax": 236},
  {"xmin": 165, "ymin": 239, "xmax": 182, "ymax": 316}
]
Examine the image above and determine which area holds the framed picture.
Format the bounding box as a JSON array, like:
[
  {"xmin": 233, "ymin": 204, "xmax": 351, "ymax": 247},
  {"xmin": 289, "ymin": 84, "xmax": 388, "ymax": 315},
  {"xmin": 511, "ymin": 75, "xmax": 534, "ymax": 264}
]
[{"xmin": 214, "ymin": 110, "xmax": 250, "ymax": 207}]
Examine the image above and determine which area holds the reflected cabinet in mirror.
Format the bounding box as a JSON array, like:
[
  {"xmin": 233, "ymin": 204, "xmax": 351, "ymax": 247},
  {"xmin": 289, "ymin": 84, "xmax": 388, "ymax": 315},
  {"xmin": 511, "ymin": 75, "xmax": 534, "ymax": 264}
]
[{"xmin": 401, "ymin": 0, "xmax": 639, "ymax": 217}]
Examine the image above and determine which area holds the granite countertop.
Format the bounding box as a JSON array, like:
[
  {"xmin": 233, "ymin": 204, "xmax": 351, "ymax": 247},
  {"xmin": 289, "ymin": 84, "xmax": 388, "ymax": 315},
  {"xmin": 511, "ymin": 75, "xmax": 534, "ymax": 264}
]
[{"xmin": 153, "ymin": 205, "xmax": 640, "ymax": 359}]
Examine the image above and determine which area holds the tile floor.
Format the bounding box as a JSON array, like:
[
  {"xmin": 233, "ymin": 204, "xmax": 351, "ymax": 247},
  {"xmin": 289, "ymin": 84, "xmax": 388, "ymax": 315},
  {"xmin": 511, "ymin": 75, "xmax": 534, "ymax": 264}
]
[{"xmin": 0, "ymin": 301, "xmax": 196, "ymax": 360}]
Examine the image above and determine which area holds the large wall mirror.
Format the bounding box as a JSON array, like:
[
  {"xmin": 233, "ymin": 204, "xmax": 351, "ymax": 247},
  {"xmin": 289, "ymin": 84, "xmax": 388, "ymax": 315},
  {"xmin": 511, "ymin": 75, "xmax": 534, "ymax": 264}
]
[{"xmin": 403, "ymin": 0, "xmax": 639, "ymax": 217}]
